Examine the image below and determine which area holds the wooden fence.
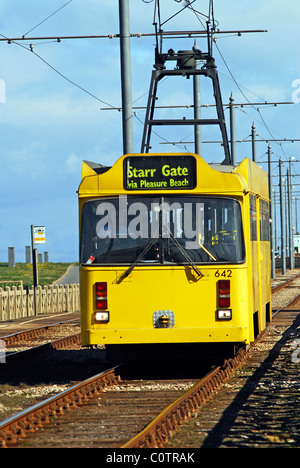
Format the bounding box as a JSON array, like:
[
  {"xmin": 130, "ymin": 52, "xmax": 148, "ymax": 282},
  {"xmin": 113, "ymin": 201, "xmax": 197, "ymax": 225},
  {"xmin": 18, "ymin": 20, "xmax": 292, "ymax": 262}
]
[{"xmin": 0, "ymin": 283, "xmax": 80, "ymax": 322}]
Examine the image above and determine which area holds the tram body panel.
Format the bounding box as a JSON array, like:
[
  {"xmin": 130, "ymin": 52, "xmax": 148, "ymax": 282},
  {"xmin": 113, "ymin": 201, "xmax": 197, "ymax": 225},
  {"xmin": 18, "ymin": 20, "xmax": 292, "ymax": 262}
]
[
  {"xmin": 78, "ymin": 153, "xmax": 271, "ymax": 355},
  {"xmin": 80, "ymin": 265, "xmax": 251, "ymax": 346}
]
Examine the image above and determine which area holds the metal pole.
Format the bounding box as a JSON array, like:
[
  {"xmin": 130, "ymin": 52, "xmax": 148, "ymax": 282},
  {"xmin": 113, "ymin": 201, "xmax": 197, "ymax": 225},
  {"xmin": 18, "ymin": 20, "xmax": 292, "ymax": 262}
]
[
  {"xmin": 31, "ymin": 225, "xmax": 39, "ymax": 316},
  {"xmin": 285, "ymin": 176, "xmax": 289, "ymax": 257},
  {"xmin": 274, "ymin": 189, "xmax": 277, "ymax": 253},
  {"xmin": 229, "ymin": 93, "xmax": 236, "ymax": 165},
  {"xmin": 193, "ymin": 41, "xmax": 202, "ymax": 156},
  {"xmin": 288, "ymin": 163, "xmax": 294, "ymax": 269},
  {"xmin": 119, "ymin": 0, "xmax": 133, "ymax": 154},
  {"xmin": 268, "ymin": 145, "xmax": 275, "ymax": 278},
  {"xmin": 279, "ymin": 161, "xmax": 286, "ymax": 274},
  {"xmin": 251, "ymin": 122, "xmax": 257, "ymax": 163},
  {"xmin": 295, "ymin": 197, "xmax": 298, "ymax": 233}
]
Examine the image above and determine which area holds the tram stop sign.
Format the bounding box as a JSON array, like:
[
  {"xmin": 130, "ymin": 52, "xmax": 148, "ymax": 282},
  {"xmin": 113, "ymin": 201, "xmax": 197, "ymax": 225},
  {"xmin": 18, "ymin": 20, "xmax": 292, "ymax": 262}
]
[{"xmin": 33, "ymin": 226, "xmax": 46, "ymax": 244}]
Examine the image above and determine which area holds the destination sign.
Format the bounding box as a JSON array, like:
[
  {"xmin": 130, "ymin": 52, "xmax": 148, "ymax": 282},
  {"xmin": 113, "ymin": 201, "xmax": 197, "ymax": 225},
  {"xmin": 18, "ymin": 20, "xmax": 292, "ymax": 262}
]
[{"xmin": 123, "ymin": 155, "xmax": 196, "ymax": 190}]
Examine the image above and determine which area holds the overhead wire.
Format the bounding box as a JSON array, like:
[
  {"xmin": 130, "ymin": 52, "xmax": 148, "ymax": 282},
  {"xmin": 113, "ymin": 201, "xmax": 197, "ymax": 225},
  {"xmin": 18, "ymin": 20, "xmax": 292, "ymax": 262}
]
[
  {"xmin": 184, "ymin": 1, "xmax": 290, "ymax": 161},
  {"xmin": 23, "ymin": 0, "xmax": 73, "ymax": 37},
  {"xmin": 2, "ymin": 2, "xmax": 298, "ymax": 165},
  {"xmin": 0, "ymin": 1, "xmax": 120, "ymax": 108},
  {"xmin": 214, "ymin": 41, "xmax": 289, "ymax": 160},
  {"xmin": 29, "ymin": 48, "xmax": 117, "ymax": 109},
  {"xmin": 0, "ymin": 32, "xmax": 117, "ymax": 109}
]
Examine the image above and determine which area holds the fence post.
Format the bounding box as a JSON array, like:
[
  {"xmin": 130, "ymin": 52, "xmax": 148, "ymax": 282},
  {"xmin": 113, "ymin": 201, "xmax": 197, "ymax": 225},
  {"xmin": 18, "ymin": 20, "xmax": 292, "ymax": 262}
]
[
  {"xmin": 37, "ymin": 286, "xmax": 42, "ymax": 314},
  {"xmin": 18, "ymin": 285, "xmax": 25, "ymax": 318},
  {"xmin": 0, "ymin": 288, "xmax": 3, "ymax": 322},
  {"xmin": 5, "ymin": 286, "xmax": 10, "ymax": 322},
  {"xmin": 0, "ymin": 283, "xmax": 80, "ymax": 322},
  {"xmin": 28, "ymin": 287, "xmax": 34, "ymax": 317},
  {"xmin": 66, "ymin": 284, "xmax": 70, "ymax": 312}
]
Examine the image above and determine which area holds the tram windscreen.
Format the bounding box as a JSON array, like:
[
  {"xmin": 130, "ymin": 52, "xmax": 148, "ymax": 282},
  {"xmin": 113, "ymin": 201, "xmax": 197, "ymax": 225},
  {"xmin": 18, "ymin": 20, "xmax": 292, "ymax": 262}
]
[{"xmin": 80, "ymin": 196, "xmax": 245, "ymax": 265}]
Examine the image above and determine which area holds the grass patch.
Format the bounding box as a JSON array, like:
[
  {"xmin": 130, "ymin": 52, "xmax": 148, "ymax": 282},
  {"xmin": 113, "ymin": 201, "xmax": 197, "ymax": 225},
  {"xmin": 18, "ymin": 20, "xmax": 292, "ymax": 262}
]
[{"xmin": 0, "ymin": 262, "xmax": 76, "ymax": 288}]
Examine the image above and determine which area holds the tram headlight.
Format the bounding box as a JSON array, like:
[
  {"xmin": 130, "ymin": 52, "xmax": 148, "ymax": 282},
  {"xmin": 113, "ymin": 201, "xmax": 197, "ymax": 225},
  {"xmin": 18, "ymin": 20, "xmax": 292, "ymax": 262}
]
[
  {"xmin": 217, "ymin": 309, "xmax": 232, "ymax": 320},
  {"xmin": 95, "ymin": 311, "xmax": 110, "ymax": 322}
]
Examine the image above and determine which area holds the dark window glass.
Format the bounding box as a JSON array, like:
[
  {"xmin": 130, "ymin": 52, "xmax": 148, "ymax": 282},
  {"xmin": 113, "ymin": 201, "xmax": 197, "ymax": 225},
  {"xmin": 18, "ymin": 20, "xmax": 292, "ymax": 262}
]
[
  {"xmin": 80, "ymin": 196, "xmax": 245, "ymax": 265},
  {"xmin": 259, "ymin": 199, "xmax": 270, "ymax": 241},
  {"xmin": 250, "ymin": 194, "xmax": 257, "ymax": 241}
]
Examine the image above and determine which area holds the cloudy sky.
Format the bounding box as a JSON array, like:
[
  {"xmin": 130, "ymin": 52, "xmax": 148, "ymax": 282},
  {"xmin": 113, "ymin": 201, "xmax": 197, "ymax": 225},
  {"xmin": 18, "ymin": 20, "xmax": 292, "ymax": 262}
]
[{"xmin": 0, "ymin": 0, "xmax": 299, "ymax": 262}]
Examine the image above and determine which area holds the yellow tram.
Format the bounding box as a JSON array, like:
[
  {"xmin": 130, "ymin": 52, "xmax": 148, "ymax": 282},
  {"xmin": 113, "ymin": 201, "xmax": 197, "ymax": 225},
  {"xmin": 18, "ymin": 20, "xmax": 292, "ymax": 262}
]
[{"xmin": 78, "ymin": 152, "xmax": 271, "ymax": 360}]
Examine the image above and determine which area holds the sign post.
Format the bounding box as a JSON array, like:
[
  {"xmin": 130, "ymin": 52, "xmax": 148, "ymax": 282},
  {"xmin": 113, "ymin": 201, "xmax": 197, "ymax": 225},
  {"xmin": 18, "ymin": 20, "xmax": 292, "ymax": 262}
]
[{"xmin": 31, "ymin": 225, "xmax": 46, "ymax": 316}]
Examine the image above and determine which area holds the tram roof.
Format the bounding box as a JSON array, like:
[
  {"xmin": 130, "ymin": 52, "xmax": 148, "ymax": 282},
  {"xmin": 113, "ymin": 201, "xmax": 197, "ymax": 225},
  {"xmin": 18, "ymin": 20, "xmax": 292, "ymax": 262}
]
[{"xmin": 78, "ymin": 153, "xmax": 269, "ymax": 201}]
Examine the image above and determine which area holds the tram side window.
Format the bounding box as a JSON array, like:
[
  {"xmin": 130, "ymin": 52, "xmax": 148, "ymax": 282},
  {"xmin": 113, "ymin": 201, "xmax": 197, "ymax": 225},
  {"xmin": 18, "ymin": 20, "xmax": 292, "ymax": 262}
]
[
  {"xmin": 259, "ymin": 199, "xmax": 270, "ymax": 241},
  {"xmin": 250, "ymin": 194, "xmax": 257, "ymax": 241}
]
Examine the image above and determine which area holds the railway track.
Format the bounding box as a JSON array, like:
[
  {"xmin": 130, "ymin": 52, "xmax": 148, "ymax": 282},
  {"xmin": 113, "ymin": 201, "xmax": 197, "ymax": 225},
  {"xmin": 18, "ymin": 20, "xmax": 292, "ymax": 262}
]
[
  {"xmin": 0, "ymin": 354, "xmax": 245, "ymax": 448},
  {"xmin": 0, "ymin": 313, "xmax": 80, "ymax": 349},
  {"xmin": 0, "ymin": 275, "xmax": 299, "ymax": 448},
  {"xmin": 165, "ymin": 281, "xmax": 300, "ymax": 448},
  {"xmin": 0, "ymin": 314, "xmax": 81, "ymax": 361}
]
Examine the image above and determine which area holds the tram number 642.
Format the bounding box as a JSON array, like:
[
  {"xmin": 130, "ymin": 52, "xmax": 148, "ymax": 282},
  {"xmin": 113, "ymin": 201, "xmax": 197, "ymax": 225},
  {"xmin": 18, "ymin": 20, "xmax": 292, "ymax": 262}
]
[{"xmin": 215, "ymin": 269, "xmax": 232, "ymax": 278}]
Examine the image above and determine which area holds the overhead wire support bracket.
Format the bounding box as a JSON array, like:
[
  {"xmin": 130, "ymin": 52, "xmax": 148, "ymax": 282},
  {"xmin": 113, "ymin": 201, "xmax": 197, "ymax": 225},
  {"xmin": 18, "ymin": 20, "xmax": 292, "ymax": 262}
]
[
  {"xmin": 140, "ymin": 50, "xmax": 231, "ymax": 165},
  {"xmin": 0, "ymin": 29, "xmax": 267, "ymax": 44},
  {"xmin": 139, "ymin": 0, "xmax": 263, "ymax": 165}
]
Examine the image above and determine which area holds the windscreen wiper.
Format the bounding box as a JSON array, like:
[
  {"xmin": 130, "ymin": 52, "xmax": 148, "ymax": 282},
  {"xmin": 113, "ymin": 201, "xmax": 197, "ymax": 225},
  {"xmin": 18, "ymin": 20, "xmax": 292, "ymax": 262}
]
[
  {"xmin": 168, "ymin": 231, "xmax": 204, "ymax": 278},
  {"xmin": 117, "ymin": 223, "xmax": 204, "ymax": 281},
  {"xmin": 117, "ymin": 236, "xmax": 159, "ymax": 282}
]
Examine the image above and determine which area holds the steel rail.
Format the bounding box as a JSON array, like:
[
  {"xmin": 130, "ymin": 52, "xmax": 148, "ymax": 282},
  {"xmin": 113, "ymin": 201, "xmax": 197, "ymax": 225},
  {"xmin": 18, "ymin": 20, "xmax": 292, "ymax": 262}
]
[
  {"xmin": 1, "ymin": 275, "xmax": 299, "ymax": 448},
  {"xmin": 2, "ymin": 318, "xmax": 80, "ymax": 345},
  {"xmin": 0, "ymin": 366, "xmax": 120, "ymax": 447},
  {"xmin": 122, "ymin": 348, "xmax": 248, "ymax": 448},
  {"xmin": 50, "ymin": 333, "xmax": 81, "ymax": 349},
  {"xmin": 4, "ymin": 332, "xmax": 81, "ymax": 361},
  {"xmin": 271, "ymin": 271, "xmax": 300, "ymax": 293},
  {"xmin": 272, "ymin": 292, "xmax": 300, "ymax": 318},
  {"xmin": 123, "ymin": 281, "xmax": 300, "ymax": 449}
]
